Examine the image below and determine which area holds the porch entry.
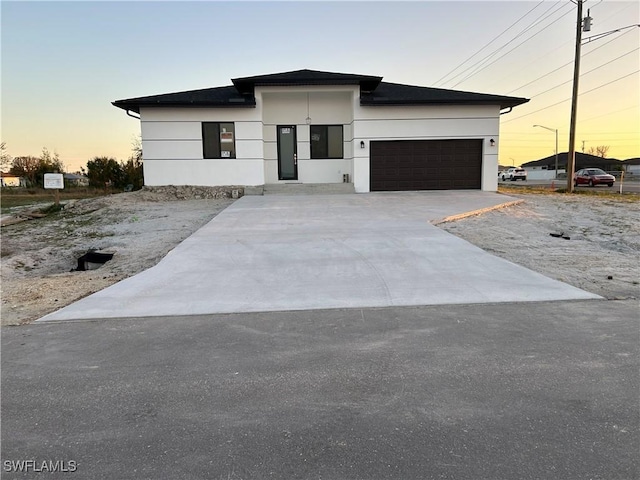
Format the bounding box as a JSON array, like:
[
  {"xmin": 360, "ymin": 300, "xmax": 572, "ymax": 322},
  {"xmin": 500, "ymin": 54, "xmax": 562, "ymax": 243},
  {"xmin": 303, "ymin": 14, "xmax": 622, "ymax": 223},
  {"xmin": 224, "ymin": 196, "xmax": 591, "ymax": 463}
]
[{"xmin": 277, "ymin": 125, "xmax": 298, "ymax": 180}]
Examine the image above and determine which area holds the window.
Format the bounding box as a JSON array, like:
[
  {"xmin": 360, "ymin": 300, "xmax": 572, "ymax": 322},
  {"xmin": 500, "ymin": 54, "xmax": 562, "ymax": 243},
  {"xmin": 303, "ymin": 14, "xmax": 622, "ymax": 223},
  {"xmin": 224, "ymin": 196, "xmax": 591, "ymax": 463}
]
[
  {"xmin": 310, "ymin": 125, "xmax": 343, "ymax": 159},
  {"xmin": 202, "ymin": 122, "xmax": 236, "ymax": 159}
]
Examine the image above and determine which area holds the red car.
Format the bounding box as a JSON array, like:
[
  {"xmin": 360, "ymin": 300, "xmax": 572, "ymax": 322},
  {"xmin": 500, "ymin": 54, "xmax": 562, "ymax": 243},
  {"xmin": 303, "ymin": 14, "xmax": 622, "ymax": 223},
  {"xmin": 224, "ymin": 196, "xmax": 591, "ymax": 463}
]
[{"xmin": 573, "ymin": 168, "xmax": 615, "ymax": 187}]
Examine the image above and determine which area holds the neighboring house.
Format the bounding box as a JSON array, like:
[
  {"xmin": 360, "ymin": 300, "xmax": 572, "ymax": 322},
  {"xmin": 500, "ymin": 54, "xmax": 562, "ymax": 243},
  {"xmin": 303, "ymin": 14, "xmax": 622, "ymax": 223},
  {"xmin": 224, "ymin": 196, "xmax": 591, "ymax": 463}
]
[
  {"xmin": 63, "ymin": 173, "xmax": 90, "ymax": 187},
  {"xmin": 1, "ymin": 172, "xmax": 26, "ymax": 187},
  {"xmin": 522, "ymin": 152, "xmax": 624, "ymax": 173},
  {"xmin": 622, "ymin": 158, "xmax": 640, "ymax": 176},
  {"xmin": 113, "ymin": 69, "xmax": 528, "ymax": 193}
]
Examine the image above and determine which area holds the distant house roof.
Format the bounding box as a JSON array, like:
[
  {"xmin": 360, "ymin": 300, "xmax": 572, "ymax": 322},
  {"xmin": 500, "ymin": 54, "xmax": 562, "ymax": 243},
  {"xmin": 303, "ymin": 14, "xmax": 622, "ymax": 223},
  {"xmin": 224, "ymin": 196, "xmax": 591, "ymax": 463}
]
[
  {"xmin": 1, "ymin": 172, "xmax": 21, "ymax": 178},
  {"xmin": 63, "ymin": 173, "xmax": 88, "ymax": 180},
  {"xmin": 623, "ymin": 157, "xmax": 640, "ymax": 165},
  {"xmin": 523, "ymin": 152, "xmax": 623, "ymax": 170},
  {"xmin": 113, "ymin": 69, "xmax": 529, "ymax": 113}
]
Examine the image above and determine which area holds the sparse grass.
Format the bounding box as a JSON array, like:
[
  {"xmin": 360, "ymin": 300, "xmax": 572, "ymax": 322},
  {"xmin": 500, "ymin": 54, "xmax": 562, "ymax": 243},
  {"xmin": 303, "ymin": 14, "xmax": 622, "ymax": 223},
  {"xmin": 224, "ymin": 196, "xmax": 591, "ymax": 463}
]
[
  {"xmin": 0, "ymin": 188, "xmax": 110, "ymax": 212},
  {"xmin": 499, "ymin": 185, "xmax": 639, "ymax": 202},
  {"xmin": 38, "ymin": 203, "xmax": 65, "ymax": 215},
  {"xmin": 499, "ymin": 185, "xmax": 560, "ymax": 195}
]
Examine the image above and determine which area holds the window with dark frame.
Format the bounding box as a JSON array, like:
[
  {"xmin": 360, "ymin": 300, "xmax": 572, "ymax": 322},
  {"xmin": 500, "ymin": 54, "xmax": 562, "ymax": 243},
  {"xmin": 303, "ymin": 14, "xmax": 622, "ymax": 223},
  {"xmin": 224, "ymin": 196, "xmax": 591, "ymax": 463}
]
[
  {"xmin": 310, "ymin": 125, "xmax": 343, "ymax": 159},
  {"xmin": 202, "ymin": 122, "xmax": 236, "ymax": 159}
]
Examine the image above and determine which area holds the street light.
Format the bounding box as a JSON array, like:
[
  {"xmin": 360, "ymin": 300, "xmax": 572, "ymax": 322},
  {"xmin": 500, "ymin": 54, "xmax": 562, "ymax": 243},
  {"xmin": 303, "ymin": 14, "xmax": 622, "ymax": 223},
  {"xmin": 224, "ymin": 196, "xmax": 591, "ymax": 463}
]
[{"xmin": 533, "ymin": 125, "xmax": 559, "ymax": 179}]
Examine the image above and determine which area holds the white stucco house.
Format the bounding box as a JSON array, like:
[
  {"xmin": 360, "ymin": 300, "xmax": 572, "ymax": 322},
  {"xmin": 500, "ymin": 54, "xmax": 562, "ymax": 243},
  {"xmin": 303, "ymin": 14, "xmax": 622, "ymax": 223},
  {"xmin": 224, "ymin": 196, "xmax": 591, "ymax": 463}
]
[
  {"xmin": 113, "ymin": 69, "xmax": 528, "ymax": 193},
  {"xmin": 1, "ymin": 172, "xmax": 26, "ymax": 187}
]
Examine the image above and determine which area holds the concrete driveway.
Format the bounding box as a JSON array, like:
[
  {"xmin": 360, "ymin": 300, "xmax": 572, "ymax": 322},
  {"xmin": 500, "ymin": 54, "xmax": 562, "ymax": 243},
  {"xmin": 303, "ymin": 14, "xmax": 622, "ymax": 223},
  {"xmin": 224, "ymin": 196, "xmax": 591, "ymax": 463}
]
[{"xmin": 39, "ymin": 191, "xmax": 599, "ymax": 322}]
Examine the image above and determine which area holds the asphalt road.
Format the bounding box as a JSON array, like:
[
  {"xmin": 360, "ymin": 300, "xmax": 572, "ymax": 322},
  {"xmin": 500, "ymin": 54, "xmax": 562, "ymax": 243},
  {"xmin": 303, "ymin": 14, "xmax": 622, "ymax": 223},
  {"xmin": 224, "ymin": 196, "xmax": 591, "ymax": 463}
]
[{"xmin": 2, "ymin": 300, "xmax": 638, "ymax": 480}]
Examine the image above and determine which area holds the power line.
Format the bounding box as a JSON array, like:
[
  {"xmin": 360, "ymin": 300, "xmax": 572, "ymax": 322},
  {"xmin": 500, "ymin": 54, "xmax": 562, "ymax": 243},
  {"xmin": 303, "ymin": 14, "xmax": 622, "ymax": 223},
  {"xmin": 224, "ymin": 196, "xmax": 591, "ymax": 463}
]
[
  {"xmin": 587, "ymin": 0, "xmax": 637, "ymax": 27},
  {"xmin": 525, "ymin": 47, "xmax": 639, "ymax": 99},
  {"xmin": 505, "ymin": 132, "xmax": 639, "ymax": 136},
  {"xmin": 505, "ymin": 27, "xmax": 635, "ymax": 95},
  {"xmin": 583, "ymin": 24, "xmax": 640, "ymax": 45},
  {"xmin": 447, "ymin": 2, "xmax": 571, "ymax": 88},
  {"xmin": 455, "ymin": 1, "xmax": 637, "ymax": 94},
  {"xmin": 432, "ymin": 0, "xmax": 547, "ymax": 86},
  {"xmin": 437, "ymin": 2, "xmax": 570, "ymax": 88},
  {"xmin": 506, "ymin": 61, "xmax": 574, "ymax": 95},
  {"xmin": 449, "ymin": 3, "xmax": 575, "ymax": 88},
  {"xmin": 501, "ymin": 69, "xmax": 640, "ymax": 123},
  {"xmin": 501, "ymin": 1, "xmax": 636, "ymax": 95},
  {"xmin": 574, "ymin": 69, "xmax": 638, "ymax": 96},
  {"xmin": 578, "ymin": 105, "xmax": 640, "ymax": 123}
]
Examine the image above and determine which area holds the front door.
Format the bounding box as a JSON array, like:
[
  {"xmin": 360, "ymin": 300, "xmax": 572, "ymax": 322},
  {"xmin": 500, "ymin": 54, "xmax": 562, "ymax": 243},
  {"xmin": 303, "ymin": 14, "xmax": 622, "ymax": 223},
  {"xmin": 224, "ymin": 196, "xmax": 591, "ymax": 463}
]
[{"xmin": 277, "ymin": 125, "xmax": 297, "ymax": 180}]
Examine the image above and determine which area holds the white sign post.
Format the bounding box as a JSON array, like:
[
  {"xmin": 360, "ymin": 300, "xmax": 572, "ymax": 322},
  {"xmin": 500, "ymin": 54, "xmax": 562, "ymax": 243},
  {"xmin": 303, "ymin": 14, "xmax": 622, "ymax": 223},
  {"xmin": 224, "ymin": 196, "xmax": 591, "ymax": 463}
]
[{"xmin": 44, "ymin": 173, "xmax": 64, "ymax": 206}]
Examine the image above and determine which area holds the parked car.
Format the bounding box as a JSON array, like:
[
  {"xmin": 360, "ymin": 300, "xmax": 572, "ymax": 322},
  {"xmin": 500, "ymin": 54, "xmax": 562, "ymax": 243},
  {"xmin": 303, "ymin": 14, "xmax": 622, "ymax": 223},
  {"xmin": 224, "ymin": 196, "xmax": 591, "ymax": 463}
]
[
  {"xmin": 573, "ymin": 168, "xmax": 615, "ymax": 187},
  {"xmin": 500, "ymin": 167, "xmax": 527, "ymax": 181}
]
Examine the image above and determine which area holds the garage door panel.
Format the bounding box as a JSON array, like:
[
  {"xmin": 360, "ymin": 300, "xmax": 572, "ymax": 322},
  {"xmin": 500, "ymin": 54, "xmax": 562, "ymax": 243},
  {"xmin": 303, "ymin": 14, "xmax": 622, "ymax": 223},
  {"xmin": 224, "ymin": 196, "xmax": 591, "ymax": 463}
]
[{"xmin": 370, "ymin": 139, "xmax": 482, "ymax": 191}]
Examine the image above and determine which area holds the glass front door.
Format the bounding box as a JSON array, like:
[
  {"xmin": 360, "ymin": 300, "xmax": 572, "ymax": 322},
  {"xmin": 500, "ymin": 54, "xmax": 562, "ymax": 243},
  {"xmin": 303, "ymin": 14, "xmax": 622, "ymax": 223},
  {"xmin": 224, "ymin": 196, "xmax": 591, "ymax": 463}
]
[{"xmin": 277, "ymin": 126, "xmax": 297, "ymax": 180}]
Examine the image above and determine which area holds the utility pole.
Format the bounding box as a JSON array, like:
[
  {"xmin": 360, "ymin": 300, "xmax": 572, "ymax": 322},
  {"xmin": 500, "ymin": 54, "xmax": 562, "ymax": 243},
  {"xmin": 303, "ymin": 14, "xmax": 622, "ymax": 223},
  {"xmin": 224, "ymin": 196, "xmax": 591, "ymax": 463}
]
[
  {"xmin": 581, "ymin": 140, "xmax": 586, "ymax": 153},
  {"xmin": 567, "ymin": 1, "xmax": 590, "ymax": 192}
]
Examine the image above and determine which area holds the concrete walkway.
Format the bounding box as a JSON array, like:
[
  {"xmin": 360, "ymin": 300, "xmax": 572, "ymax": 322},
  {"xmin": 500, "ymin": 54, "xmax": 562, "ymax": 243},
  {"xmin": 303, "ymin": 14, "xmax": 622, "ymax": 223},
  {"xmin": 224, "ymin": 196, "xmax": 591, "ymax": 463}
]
[{"xmin": 39, "ymin": 191, "xmax": 600, "ymax": 322}]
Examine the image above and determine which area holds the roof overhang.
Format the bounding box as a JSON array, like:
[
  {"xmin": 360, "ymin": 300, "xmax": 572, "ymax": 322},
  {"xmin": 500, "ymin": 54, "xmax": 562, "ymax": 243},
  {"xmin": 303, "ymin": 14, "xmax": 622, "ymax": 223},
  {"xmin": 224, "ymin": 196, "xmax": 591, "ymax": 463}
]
[
  {"xmin": 231, "ymin": 69, "xmax": 383, "ymax": 95},
  {"xmin": 112, "ymin": 70, "xmax": 529, "ymax": 114}
]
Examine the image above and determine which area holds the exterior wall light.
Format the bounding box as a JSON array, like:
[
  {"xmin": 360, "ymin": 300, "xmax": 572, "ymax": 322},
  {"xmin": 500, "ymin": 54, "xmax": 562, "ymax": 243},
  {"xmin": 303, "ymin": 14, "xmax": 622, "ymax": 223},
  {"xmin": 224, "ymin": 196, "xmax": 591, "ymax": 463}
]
[
  {"xmin": 360, "ymin": 141, "xmax": 365, "ymax": 149},
  {"xmin": 490, "ymin": 138, "xmax": 496, "ymax": 147}
]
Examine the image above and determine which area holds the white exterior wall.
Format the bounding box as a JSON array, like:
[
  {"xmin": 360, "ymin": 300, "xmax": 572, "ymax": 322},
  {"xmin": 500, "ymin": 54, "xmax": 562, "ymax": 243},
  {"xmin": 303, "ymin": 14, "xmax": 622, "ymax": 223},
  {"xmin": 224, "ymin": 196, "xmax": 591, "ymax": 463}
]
[
  {"xmin": 626, "ymin": 164, "xmax": 640, "ymax": 175},
  {"xmin": 1, "ymin": 176, "xmax": 23, "ymax": 187},
  {"xmin": 353, "ymin": 94, "xmax": 500, "ymax": 193},
  {"xmin": 258, "ymin": 87, "xmax": 355, "ymax": 184},
  {"xmin": 137, "ymin": 89, "xmax": 505, "ymax": 192},
  {"xmin": 525, "ymin": 169, "xmax": 566, "ymax": 180},
  {"xmin": 140, "ymin": 107, "xmax": 264, "ymax": 186}
]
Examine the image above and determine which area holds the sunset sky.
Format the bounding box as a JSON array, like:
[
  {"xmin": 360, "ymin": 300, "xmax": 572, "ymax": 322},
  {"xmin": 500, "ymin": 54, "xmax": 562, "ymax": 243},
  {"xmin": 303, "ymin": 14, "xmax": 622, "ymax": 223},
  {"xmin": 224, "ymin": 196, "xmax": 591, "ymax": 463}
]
[{"xmin": 2, "ymin": 0, "xmax": 638, "ymax": 172}]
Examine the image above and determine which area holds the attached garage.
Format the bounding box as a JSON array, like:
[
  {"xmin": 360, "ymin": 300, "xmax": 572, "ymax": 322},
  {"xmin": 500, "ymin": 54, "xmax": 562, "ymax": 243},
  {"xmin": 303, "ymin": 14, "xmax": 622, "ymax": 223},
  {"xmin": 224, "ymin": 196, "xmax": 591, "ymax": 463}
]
[
  {"xmin": 369, "ymin": 139, "xmax": 483, "ymax": 191},
  {"xmin": 113, "ymin": 69, "xmax": 529, "ymax": 192}
]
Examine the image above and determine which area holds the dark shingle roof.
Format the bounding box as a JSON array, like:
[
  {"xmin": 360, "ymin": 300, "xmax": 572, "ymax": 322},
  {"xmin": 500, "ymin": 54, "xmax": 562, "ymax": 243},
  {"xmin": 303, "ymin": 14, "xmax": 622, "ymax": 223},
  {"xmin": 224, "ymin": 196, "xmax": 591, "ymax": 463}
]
[
  {"xmin": 522, "ymin": 152, "xmax": 623, "ymax": 169},
  {"xmin": 113, "ymin": 85, "xmax": 255, "ymax": 113},
  {"xmin": 113, "ymin": 69, "xmax": 529, "ymax": 113},
  {"xmin": 360, "ymin": 82, "xmax": 528, "ymax": 109},
  {"xmin": 232, "ymin": 69, "xmax": 383, "ymax": 94}
]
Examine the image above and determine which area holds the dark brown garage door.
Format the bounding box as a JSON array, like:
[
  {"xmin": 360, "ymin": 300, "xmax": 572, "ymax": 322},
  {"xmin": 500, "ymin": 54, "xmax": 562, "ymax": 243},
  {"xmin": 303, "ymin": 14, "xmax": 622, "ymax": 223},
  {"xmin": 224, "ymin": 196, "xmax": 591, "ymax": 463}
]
[{"xmin": 370, "ymin": 139, "xmax": 483, "ymax": 191}]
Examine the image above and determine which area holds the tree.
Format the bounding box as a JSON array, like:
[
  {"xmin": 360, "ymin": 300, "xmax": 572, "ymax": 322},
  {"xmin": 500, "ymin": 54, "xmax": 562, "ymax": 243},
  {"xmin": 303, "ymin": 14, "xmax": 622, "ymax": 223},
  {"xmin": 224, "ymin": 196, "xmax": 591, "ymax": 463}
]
[
  {"xmin": 10, "ymin": 156, "xmax": 40, "ymax": 186},
  {"xmin": 120, "ymin": 157, "xmax": 143, "ymax": 190},
  {"xmin": 131, "ymin": 135, "xmax": 142, "ymax": 163},
  {"xmin": 36, "ymin": 147, "xmax": 65, "ymax": 185},
  {"xmin": 86, "ymin": 157, "xmax": 123, "ymax": 189},
  {"xmin": 8, "ymin": 147, "xmax": 65, "ymax": 186},
  {"xmin": 1, "ymin": 142, "xmax": 11, "ymax": 171},
  {"xmin": 39, "ymin": 147, "xmax": 65, "ymax": 172},
  {"xmin": 119, "ymin": 135, "xmax": 144, "ymax": 190},
  {"xmin": 587, "ymin": 145, "xmax": 610, "ymax": 158}
]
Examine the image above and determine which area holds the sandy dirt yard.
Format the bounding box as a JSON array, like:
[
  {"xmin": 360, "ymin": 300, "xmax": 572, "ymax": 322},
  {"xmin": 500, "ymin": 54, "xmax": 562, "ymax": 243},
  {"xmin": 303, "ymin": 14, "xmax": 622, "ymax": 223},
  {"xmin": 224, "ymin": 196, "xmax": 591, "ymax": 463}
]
[
  {"xmin": 439, "ymin": 191, "xmax": 640, "ymax": 301},
  {"xmin": 1, "ymin": 187, "xmax": 236, "ymax": 325},
  {"xmin": 1, "ymin": 188, "xmax": 638, "ymax": 326}
]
